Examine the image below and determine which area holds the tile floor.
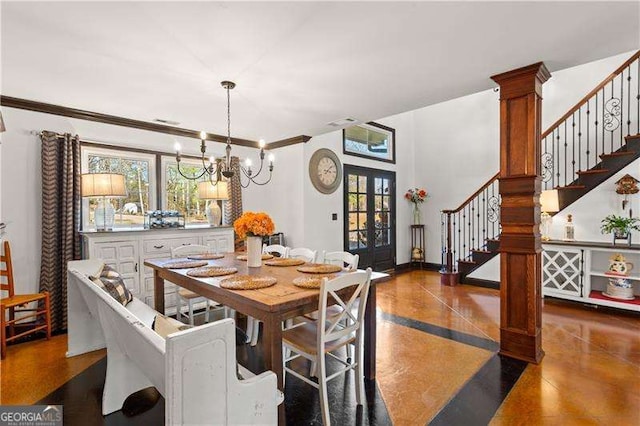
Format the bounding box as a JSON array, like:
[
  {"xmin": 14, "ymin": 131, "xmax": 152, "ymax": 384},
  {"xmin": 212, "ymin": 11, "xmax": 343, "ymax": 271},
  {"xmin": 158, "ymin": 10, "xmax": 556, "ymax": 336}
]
[{"xmin": 1, "ymin": 270, "xmax": 639, "ymax": 425}]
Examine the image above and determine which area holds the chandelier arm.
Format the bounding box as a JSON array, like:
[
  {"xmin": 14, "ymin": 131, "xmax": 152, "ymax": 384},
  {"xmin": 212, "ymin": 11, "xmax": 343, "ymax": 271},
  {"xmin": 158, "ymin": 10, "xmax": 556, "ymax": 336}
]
[
  {"xmin": 248, "ymin": 170, "xmax": 273, "ymax": 186},
  {"xmin": 177, "ymin": 161, "xmax": 208, "ymax": 180}
]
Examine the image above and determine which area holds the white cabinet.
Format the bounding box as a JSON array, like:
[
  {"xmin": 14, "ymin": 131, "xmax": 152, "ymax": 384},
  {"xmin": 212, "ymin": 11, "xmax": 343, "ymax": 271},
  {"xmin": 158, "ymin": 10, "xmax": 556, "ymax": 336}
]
[
  {"xmin": 542, "ymin": 241, "xmax": 640, "ymax": 312},
  {"xmin": 82, "ymin": 227, "xmax": 234, "ymax": 314}
]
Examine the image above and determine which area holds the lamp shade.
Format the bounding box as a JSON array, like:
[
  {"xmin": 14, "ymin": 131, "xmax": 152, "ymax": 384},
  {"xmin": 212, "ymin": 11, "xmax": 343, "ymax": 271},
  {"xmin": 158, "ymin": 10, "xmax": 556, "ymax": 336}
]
[
  {"xmin": 198, "ymin": 181, "xmax": 229, "ymax": 200},
  {"xmin": 82, "ymin": 173, "xmax": 127, "ymax": 197},
  {"xmin": 540, "ymin": 189, "xmax": 559, "ymax": 213},
  {"xmin": 0, "ymin": 111, "xmax": 5, "ymax": 133}
]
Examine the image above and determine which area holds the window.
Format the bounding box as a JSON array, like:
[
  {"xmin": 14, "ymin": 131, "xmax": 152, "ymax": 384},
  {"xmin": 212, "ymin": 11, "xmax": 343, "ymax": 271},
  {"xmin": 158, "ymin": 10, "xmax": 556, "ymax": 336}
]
[
  {"xmin": 161, "ymin": 158, "xmax": 219, "ymax": 226},
  {"xmin": 81, "ymin": 147, "xmax": 156, "ymax": 230},
  {"xmin": 343, "ymin": 122, "xmax": 395, "ymax": 163}
]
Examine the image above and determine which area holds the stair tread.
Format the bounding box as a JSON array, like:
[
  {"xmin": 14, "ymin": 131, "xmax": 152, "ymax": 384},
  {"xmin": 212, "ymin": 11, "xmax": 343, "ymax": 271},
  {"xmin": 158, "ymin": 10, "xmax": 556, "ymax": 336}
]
[
  {"xmin": 556, "ymin": 185, "xmax": 586, "ymax": 190},
  {"xmin": 576, "ymin": 168, "xmax": 609, "ymax": 175},
  {"xmin": 472, "ymin": 249, "xmax": 492, "ymax": 254},
  {"xmin": 458, "ymin": 260, "xmax": 476, "ymax": 265},
  {"xmin": 600, "ymin": 151, "xmax": 634, "ymax": 158},
  {"xmin": 625, "ymin": 134, "xmax": 640, "ymax": 140}
]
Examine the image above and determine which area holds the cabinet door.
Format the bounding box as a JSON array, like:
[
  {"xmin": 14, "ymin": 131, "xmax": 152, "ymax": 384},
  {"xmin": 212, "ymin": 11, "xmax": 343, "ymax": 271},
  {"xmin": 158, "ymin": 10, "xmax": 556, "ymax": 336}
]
[
  {"xmin": 93, "ymin": 240, "xmax": 141, "ymax": 295},
  {"xmin": 542, "ymin": 247, "xmax": 583, "ymax": 297},
  {"xmin": 203, "ymin": 231, "xmax": 234, "ymax": 253}
]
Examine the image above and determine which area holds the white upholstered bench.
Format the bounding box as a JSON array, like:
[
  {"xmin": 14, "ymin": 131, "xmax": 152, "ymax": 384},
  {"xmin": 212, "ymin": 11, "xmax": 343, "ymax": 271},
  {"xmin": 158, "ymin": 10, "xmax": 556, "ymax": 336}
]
[{"xmin": 66, "ymin": 259, "xmax": 279, "ymax": 425}]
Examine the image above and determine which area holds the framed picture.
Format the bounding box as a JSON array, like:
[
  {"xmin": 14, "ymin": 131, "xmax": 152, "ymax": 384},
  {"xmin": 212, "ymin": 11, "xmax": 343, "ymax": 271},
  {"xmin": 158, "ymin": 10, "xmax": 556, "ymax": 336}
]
[{"xmin": 343, "ymin": 122, "xmax": 395, "ymax": 164}]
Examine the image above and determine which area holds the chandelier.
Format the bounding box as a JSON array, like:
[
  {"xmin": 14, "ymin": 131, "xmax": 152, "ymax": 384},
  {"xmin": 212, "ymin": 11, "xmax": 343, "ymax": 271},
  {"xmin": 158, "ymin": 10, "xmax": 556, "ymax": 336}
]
[{"xmin": 173, "ymin": 81, "xmax": 274, "ymax": 188}]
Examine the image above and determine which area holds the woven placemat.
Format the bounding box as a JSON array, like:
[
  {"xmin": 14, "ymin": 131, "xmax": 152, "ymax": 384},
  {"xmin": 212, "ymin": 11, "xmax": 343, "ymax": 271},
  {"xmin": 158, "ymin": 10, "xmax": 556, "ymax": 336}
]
[
  {"xmin": 187, "ymin": 253, "xmax": 225, "ymax": 260},
  {"xmin": 220, "ymin": 275, "xmax": 277, "ymax": 290},
  {"xmin": 236, "ymin": 253, "xmax": 274, "ymax": 261},
  {"xmin": 186, "ymin": 266, "xmax": 238, "ymax": 278},
  {"xmin": 163, "ymin": 260, "xmax": 209, "ymax": 269},
  {"xmin": 293, "ymin": 275, "xmax": 337, "ymax": 289},
  {"xmin": 264, "ymin": 258, "xmax": 306, "ymax": 267},
  {"xmin": 296, "ymin": 263, "xmax": 343, "ymax": 274}
]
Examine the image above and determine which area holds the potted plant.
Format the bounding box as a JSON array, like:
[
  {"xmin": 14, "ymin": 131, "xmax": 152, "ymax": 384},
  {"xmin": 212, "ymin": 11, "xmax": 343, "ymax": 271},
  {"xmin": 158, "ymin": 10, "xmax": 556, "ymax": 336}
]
[{"xmin": 600, "ymin": 215, "xmax": 640, "ymax": 245}]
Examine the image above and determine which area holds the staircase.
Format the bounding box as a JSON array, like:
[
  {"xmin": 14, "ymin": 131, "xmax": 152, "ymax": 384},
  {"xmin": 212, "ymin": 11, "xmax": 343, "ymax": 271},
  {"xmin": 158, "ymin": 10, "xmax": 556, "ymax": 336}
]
[{"xmin": 441, "ymin": 50, "xmax": 640, "ymax": 283}]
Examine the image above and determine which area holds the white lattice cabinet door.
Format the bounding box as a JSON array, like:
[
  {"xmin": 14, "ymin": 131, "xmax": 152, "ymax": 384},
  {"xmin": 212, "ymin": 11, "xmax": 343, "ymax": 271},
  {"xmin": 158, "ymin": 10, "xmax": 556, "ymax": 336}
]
[
  {"xmin": 542, "ymin": 247, "xmax": 584, "ymax": 298},
  {"xmin": 92, "ymin": 239, "xmax": 141, "ymax": 296}
]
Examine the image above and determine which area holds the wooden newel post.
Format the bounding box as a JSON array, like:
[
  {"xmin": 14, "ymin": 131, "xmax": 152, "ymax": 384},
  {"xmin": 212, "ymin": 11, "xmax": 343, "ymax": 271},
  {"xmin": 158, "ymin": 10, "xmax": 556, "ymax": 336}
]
[{"xmin": 491, "ymin": 62, "xmax": 550, "ymax": 364}]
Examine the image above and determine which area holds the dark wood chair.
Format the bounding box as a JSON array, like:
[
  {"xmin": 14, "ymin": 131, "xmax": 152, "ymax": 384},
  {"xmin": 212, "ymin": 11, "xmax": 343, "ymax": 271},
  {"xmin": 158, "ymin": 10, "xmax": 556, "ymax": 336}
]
[{"xmin": 1, "ymin": 241, "xmax": 51, "ymax": 358}]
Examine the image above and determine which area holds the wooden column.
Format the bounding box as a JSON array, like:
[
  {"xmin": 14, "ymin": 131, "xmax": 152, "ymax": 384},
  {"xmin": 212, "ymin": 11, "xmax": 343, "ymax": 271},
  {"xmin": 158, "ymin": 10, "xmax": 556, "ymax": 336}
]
[{"xmin": 491, "ymin": 62, "xmax": 550, "ymax": 364}]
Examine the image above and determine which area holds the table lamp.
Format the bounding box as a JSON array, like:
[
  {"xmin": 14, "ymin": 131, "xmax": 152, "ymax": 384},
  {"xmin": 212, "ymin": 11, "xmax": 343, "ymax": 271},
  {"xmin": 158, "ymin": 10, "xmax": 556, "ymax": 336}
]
[
  {"xmin": 540, "ymin": 189, "xmax": 559, "ymax": 241},
  {"xmin": 82, "ymin": 173, "xmax": 127, "ymax": 231},
  {"xmin": 198, "ymin": 181, "xmax": 229, "ymax": 226}
]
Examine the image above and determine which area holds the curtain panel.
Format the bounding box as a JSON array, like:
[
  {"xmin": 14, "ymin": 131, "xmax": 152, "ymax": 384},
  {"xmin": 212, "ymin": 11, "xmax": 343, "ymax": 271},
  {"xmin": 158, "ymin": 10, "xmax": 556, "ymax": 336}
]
[
  {"xmin": 223, "ymin": 156, "xmax": 244, "ymax": 249},
  {"xmin": 39, "ymin": 131, "xmax": 81, "ymax": 331}
]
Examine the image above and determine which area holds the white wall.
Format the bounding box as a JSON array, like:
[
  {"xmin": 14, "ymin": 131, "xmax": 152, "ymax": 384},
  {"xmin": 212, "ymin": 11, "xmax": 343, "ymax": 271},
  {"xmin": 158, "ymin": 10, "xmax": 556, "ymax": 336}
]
[{"xmin": 302, "ymin": 111, "xmax": 415, "ymax": 265}]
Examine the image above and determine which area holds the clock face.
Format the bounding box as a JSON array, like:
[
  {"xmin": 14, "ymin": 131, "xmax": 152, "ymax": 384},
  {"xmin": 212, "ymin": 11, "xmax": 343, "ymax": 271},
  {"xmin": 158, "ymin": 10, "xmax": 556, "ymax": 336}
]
[
  {"xmin": 309, "ymin": 149, "xmax": 342, "ymax": 194},
  {"xmin": 317, "ymin": 157, "xmax": 338, "ymax": 186}
]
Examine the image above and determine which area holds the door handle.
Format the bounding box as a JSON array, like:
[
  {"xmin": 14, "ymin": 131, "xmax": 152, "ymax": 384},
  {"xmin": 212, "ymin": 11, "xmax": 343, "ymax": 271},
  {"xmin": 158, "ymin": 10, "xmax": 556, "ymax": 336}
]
[
  {"xmin": 154, "ymin": 245, "xmax": 164, "ymax": 249},
  {"xmin": 182, "ymin": 243, "xmax": 191, "ymax": 246},
  {"xmin": 135, "ymin": 263, "xmax": 138, "ymax": 272}
]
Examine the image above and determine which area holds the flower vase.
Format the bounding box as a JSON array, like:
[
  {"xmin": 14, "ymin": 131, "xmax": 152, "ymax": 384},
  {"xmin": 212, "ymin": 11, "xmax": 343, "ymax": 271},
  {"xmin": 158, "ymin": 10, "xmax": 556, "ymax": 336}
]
[
  {"xmin": 412, "ymin": 204, "xmax": 421, "ymax": 225},
  {"xmin": 246, "ymin": 236, "xmax": 263, "ymax": 268}
]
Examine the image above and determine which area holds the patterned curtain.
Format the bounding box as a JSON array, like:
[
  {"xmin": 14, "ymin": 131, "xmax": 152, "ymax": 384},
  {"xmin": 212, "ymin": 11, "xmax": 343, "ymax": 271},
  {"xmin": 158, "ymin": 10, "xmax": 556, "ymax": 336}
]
[
  {"xmin": 39, "ymin": 131, "xmax": 81, "ymax": 332},
  {"xmin": 223, "ymin": 156, "xmax": 244, "ymax": 249}
]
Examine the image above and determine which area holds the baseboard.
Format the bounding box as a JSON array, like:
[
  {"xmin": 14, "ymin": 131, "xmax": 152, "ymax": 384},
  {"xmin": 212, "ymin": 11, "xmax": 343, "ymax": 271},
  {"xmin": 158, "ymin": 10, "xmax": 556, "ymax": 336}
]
[
  {"xmin": 394, "ymin": 262, "xmax": 441, "ymax": 274},
  {"xmin": 462, "ymin": 277, "xmax": 500, "ymax": 290}
]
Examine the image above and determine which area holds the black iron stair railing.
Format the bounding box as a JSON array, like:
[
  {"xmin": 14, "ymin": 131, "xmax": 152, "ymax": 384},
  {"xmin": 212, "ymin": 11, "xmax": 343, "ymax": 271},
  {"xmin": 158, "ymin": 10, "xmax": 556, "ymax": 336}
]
[{"xmin": 440, "ymin": 50, "xmax": 640, "ymax": 279}]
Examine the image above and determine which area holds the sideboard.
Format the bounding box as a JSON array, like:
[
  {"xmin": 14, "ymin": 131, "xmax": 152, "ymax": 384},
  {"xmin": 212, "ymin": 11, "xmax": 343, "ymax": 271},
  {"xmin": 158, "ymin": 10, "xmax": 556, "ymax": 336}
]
[
  {"xmin": 81, "ymin": 226, "xmax": 234, "ymax": 314},
  {"xmin": 542, "ymin": 240, "xmax": 640, "ymax": 312}
]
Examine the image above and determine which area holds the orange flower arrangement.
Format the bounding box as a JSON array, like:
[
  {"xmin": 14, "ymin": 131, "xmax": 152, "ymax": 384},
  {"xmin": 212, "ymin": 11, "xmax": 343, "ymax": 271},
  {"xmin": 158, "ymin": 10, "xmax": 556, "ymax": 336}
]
[{"xmin": 233, "ymin": 212, "xmax": 275, "ymax": 238}]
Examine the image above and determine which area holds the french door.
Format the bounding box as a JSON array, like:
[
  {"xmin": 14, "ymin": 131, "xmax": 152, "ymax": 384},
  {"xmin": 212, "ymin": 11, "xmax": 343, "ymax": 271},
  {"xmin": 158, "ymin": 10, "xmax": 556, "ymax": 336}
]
[{"xmin": 344, "ymin": 165, "xmax": 396, "ymax": 271}]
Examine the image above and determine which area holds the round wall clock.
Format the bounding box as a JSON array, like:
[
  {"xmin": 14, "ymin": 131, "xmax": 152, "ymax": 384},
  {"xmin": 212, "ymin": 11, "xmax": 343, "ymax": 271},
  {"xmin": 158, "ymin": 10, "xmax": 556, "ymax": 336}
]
[{"xmin": 309, "ymin": 148, "xmax": 342, "ymax": 194}]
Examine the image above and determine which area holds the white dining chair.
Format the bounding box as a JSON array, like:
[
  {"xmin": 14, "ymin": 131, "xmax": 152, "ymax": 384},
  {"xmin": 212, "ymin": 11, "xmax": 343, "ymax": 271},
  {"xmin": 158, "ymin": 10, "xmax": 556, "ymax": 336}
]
[
  {"xmin": 245, "ymin": 244, "xmax": 290, "ymax": 346},
  {"xmin": 283, "ymin": 269, "xmax": 372, "ymax": 426},
  {"xmin": 171, "ymin": 244, "xmax": 224, "ymax": 326},
  {"xmin": 322, "ymin": 251, "xmax": 359, "ymax": 271},
  {"xmin": 263, "ymin": 244, "xmax": 288, "ymax": 258},
  {"xmin": 288, "ymin": 247, "xmax": 317, "ymax": 263}
]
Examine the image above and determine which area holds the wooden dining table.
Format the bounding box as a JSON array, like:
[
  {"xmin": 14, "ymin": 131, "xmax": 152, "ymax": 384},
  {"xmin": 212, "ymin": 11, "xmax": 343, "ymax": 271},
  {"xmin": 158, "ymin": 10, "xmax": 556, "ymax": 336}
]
[{"xmin": 145, "ymin": 253, "xmax": 388, "ymax": 423}]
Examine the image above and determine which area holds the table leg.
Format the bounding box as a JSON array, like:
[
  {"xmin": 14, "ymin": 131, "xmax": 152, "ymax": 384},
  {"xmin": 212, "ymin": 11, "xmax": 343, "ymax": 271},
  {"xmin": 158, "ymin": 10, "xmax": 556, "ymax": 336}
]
[
  {"xmin": 364, "ymin": 284, "xmax": 377, "ymax": 380},
  {"xmin": 262, "ymin": 315, "xmax": 285, "ymax": 425},
  {"xmin": 154, "ymin": 272, "xmax": 165, "ymax": 314}
]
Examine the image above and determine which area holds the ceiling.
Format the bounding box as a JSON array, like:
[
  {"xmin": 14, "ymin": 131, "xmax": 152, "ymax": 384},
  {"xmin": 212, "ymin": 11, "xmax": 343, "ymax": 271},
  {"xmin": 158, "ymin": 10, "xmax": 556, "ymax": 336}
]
[{"xmin": 1, "ymin": 1, "xmax": 639, "ymax": 143}]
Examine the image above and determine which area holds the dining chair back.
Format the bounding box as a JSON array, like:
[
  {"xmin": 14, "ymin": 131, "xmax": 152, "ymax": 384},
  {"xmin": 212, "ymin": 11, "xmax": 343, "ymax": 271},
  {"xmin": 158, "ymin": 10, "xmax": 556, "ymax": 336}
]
[
  {"xmin": 262, "ymin": 244, "xmax": 288, "ymax": 258},
  {"xmin": 322, "ymin": 251, "xmax": 359, "ymax": 271},
  {"xmin": 288, "ymin": 247, "xmax": 317, "ymax": 263},
  {"xmin": 282, "ymin": 268, "xmax": 372, "ymax": 426},
  {"xmin": 170, "ymin": 244, "xmax": 220, "ymax": 325},
  {"xmin": 1, "ymin": 241, "xmax": 52, "ymax": 358}
]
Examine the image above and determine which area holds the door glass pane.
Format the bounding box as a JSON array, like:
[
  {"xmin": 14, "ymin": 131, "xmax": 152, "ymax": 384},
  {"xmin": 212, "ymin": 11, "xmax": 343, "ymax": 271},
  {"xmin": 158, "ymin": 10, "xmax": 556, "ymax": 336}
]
[
  {"xmin": 375, "ymin": 195, "xmax": 382, "ymax": 211},
  {"xmin": 358, "ymin": 213, "xmax": 368, "ymax": 230},
  {"xmin": 349, "ymin": 213, "xmax": 358, "ymax": 231},
  {"xmin": 382, "ymin": 195, "xmax": 390, "ymax": 210},
  {"xmin": 375, "ymin": 178, "xmax": 383, "ymax": 194},
  {"xmin": 358, "ymin": 176, "xmax": 367, "ymax": 193},
  {"xmin": 348, "ymin": 175, "xmax": 358, "ymax": 192},
  {"xmin": 358, "ymin": 195, "xmax": 367, "ymax": 211},
  {"xmin": 358, "ymin": 230, "xmax": 368, "ymax": 248},
  {"xmin": 348, "ymin": 194, "xmax": 358, "ymax": 211},
  {"xmin": 349, "ymin": 231, "xmax": 359, "ymax": 250}
]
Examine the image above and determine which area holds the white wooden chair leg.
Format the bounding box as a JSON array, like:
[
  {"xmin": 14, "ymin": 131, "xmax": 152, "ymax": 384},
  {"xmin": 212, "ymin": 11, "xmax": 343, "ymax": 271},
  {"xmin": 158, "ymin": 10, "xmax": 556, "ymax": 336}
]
[
  {"xmin": 176, "ymin": 295, "xmax": 183, "ymax": 323},
  {"xmin": 355, "ymin": 336, "xmax": 365, "ymax": 406},
  {"xmin": 250, "ymin": 319, "xmax": 260, "ymax": 346},
  {"xmin": 188, "ymin": 300, "xmax": 195, "ymax": 326},
  {"xmin": 246, "ymin": 317, "xmax": 254, "ymax": 344},
  {"xmin": 309, "ymin": 361, "xmax": 317, "ymax": 378},
  {"xmin": 204, "ymin": 300, "xmax": 210, "ymax": 323},
  {"xmin": 318, "ymin": 354, "xmax": 331, "ymax": 426},
  {"xmin": 346, "ymin": 342, "xmax": 352, "ymax": 362}
]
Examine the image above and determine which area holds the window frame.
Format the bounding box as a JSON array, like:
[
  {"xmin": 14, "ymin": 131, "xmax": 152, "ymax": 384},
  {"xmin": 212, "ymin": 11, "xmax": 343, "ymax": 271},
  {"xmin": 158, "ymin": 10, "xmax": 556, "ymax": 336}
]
[
  {"xmin": 81, "ymin": 145, "xmax": 157, "ymax": 231},
  {"xmin": 342, "ymin": 121, "xmax": 396, "ymax": 164},
  {"xmin": 160, "ymin": 156, "xmax": 227, "ymax": 227}
]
